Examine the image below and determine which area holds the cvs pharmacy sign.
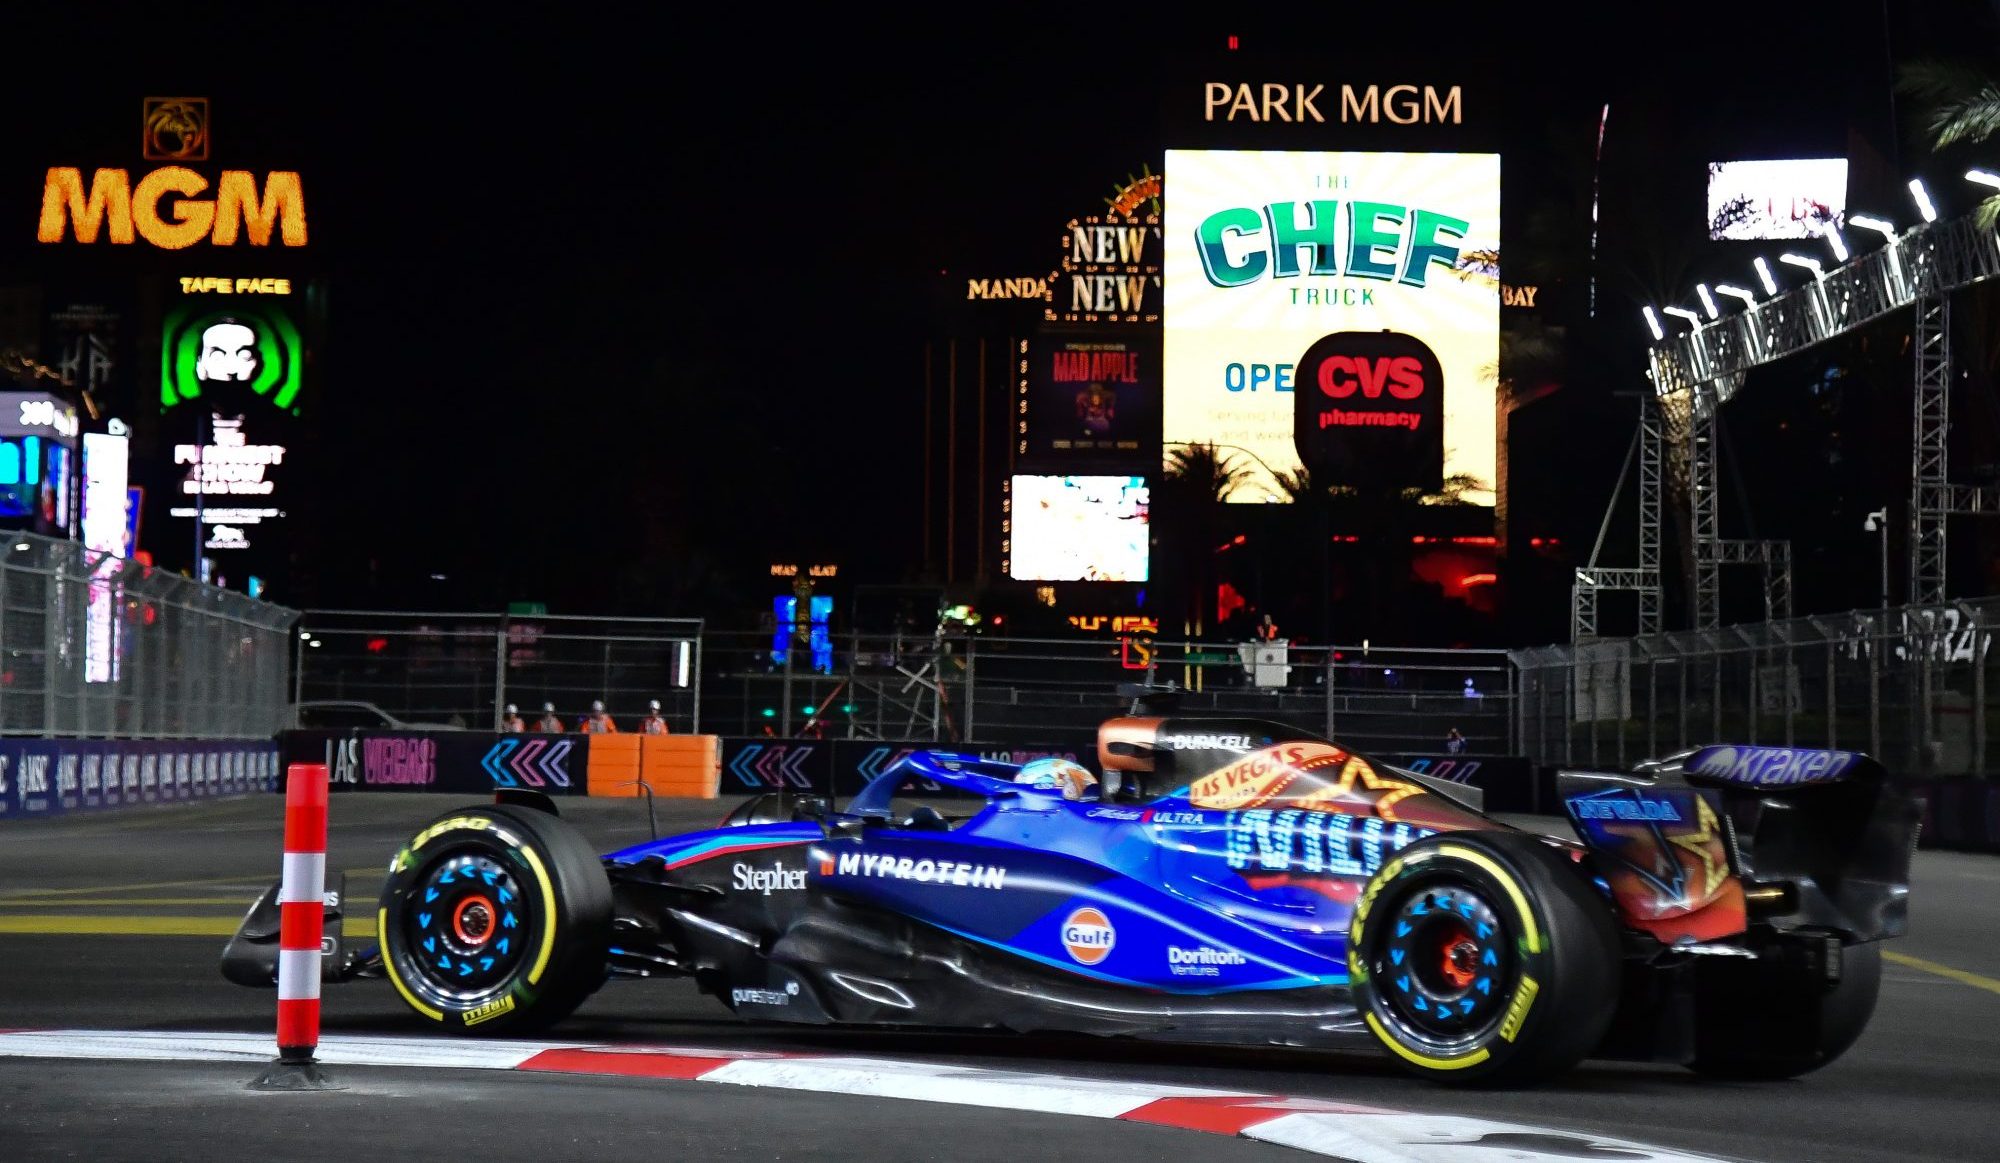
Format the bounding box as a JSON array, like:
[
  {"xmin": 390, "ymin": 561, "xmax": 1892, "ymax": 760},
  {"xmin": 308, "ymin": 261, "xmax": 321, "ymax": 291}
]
[{"xmin": 1293, "ymin": 331, "xmax": 1442, "ymax": 490}]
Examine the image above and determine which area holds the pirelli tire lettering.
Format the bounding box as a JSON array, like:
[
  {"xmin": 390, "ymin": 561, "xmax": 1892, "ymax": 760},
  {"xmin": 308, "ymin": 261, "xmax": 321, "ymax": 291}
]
[
  {"xmin": 377, "ymin": 804, "xmax": 611, "ymax": 1035},
  {"xmin": 1348, "ymin": 830, "xmax": 1621, "ymax": 1086}
]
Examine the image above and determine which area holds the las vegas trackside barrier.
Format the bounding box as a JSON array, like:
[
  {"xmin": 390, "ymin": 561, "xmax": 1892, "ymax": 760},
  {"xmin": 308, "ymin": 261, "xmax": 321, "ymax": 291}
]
[
  {"xmin": 0, "ymin": 739, "xmax": 278, "ymax": 818},
  {"xmin": 280, "ymin": 730, "xmax": 722, "ymax": 798},
  {"xmin": 711, "ymin": 737, "xmax": 1535, "ymax": 809}
]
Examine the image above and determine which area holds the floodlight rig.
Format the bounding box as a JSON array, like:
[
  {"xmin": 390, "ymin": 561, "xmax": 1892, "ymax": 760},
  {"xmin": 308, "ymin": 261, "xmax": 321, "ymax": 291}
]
[{"xmin": 1640, "ymin": 194, "xmax": 2000, "ymax": 626}]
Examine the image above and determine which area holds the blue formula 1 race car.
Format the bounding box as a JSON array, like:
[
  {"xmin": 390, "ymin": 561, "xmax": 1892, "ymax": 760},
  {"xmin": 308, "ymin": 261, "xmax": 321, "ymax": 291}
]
[{"xmin": 222, "ymin": 687, "xmax": 1919, "ymax": 1087}]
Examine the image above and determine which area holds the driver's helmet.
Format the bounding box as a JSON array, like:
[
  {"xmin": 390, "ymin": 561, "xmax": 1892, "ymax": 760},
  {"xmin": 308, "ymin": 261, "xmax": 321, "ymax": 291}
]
[{"xmin": 1013, "ymin": 757, "xmax": 1097, "ymax": 800}]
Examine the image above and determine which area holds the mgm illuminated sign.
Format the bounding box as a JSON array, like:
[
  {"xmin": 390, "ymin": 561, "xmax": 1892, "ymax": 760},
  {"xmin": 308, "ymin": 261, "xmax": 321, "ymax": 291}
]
[
  {"xmin": 36, "ymin": 97, "xmax": 306, "ymax": 250},
  {"xmin": 37, "ymin": 168, "xmax": 307, "ymax": 249}
]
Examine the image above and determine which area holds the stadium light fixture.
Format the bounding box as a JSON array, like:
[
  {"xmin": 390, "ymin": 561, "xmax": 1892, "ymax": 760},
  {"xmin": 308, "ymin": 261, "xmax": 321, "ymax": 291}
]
[
  {"xmin": 1753, "ymin": 256, "xmax": 1778, "ymax": 295},
  {"xmin": 1642, "ymin": 305, "xmax": 1664, "ymax": 340},
  {"xmin": 1909, "ymin": 178, "xmax": 1938, "ymax": 223},
  {"xmin": 1713, "ymin": 284, "xmax": 1759, "ymax": 307},
  {"xmin": 1824, "ymin": 227, "xmax": 1849, "ymax": 262},
  {"xmin": 1695, "ymin": 283, "xmax": 1719, "ymax": 319},
  {"xmin": 1780, "ymin": 253, "xmax": 1824, "ymax": 278},
  {"xmin": 1968, "ymin": 168, "xmax": 2000, "ymax": 190},
  {"xmin": 1849, "ymin": 213, "xmax": 1898, "ymax": 241},
  {"xmin": 1663, "ymin": 306, "xmax": 1702, "ymax": 328}
]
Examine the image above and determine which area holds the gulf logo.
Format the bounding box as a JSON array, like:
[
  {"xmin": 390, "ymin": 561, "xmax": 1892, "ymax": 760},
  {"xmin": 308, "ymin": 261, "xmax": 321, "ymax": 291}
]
[{"xmin": 1061, "ymin": 907, "xmax": 1116, "ymax": 965}]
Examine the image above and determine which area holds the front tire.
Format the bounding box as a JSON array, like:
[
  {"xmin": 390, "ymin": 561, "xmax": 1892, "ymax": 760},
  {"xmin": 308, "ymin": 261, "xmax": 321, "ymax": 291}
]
[
  {"xmin": 379, "ymin": 804, "xmax": 611, "ymax": 1035},
  {"xmin": 1349, "ymin": 830, "xmax": 1621, "ymax": 1086}
]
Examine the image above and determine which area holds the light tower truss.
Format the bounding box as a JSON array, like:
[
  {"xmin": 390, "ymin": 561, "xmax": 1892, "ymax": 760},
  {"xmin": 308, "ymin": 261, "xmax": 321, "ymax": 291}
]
[
  {"xmin": 1642, "ymin": 210, "xmax": 2000, "ymax": 626},
  {"xmin": 1572, "ymin": 393, "xmax": 1665, "ymax": 641}
]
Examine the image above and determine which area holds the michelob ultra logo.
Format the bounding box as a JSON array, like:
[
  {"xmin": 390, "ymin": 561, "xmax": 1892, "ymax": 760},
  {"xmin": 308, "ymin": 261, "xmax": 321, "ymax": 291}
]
[{"xmin": 1195, "ymin": 200, "xmax": 1469, "ymax": 290}]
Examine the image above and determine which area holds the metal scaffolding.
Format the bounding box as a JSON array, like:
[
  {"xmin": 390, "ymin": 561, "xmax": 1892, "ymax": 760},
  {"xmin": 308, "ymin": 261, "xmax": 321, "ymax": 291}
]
[
  {"xmin": 1909, "ymin": 293, "xmax": 2000, "ymax": 606},
  {"xmin": 1571, "ymin": 394, "xmax": 1665, "ymax": 641},
  {"xmin": 1630, "ymin": 210, "xmax": 2000, "ymax": 630}
]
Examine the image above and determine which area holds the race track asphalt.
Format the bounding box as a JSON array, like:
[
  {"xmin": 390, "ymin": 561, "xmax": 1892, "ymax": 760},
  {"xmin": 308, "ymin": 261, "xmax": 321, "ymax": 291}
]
[{"xmin": 1, "ymin": 792, "xmax": 1995, "ymax": 1163}]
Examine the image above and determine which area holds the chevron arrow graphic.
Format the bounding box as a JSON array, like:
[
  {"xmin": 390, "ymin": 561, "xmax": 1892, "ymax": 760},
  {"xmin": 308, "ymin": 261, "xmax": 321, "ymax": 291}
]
[
  {"xmin": 858, "ymin": 747, "xmax": 890, "ymax": 779},
  {"xmin": 752, "ymin": 746, "xmax": 786, "ymax": 789},
  {"xmin": 542, "ymin": 739, "xmax": 573, "ymax": 788},
  {"xmin": 728, "ymin": 744, "xmax": 764, "ymax": 790},
  {"xmin": 781, "ymin": 746, "xmax": 813, "ymax": 789},
  {"xmin": 509, "ymin": 738, "xmax": 547, "ymax": 788},
  {"xmin": 482, "ymin": 741, "xmax": 517, "ymax": 787}
]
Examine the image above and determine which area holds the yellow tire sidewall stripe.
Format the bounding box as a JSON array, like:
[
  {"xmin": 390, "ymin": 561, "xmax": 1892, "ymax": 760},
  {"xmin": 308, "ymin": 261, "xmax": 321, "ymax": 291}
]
[
  {"xmin": 378, "ymin": 905, "xmax": 445, "ymax": 1022},
  {"xmin": 518, "ymin": 842, "xmax": 558, "ymax": 987},
  {"xmin": 1355, "ymin": 840, "xmax": 1548, "ymax": 1070},
  {"xmin": 1364, "ymin": 1012, "xmax": 1491, "ymax": 1070}
]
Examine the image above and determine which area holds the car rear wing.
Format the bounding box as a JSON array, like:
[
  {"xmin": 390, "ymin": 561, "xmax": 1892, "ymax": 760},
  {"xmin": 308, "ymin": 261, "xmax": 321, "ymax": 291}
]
[{"xmin": 1563, "ymin": 746, "xmax": 1918, "ymax": 945}]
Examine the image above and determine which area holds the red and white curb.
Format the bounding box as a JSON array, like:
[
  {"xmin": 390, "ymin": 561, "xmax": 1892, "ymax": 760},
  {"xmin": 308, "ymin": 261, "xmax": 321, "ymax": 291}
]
[{"xmin": 0, "ymin": 1029, "xmax": 1742, "ymax": 1162}]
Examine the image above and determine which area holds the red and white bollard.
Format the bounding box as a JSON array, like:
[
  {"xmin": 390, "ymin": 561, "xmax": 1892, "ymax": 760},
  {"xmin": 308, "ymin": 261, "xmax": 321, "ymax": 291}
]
[{"xmin": 251, "ymin": 762, "xmax": 340, "ymax": 1090}]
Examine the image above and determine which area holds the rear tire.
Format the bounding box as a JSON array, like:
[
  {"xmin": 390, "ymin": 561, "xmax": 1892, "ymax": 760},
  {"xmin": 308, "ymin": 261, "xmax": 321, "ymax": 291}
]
[
  {"xmin": 1349, "ymin": 830, "xmax": 1622, "ymax": 1087},
  {"xmin": 379, "ymin": 804, "xmax": 610, "ymax": 1036},
  {"xmin": 1686, "ymin": 941, "xmax": 1880, "ymax": 1079}
]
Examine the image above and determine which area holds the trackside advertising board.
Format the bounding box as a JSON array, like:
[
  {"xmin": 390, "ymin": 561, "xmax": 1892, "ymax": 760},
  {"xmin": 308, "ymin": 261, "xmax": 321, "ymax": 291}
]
[
  {"xmin": 0, "ymin": 739, "xmax": 278, "ymax": 817},
  {"xmin": 1162, "ymin": 150, "xmax": 1499, "ymax": 502}
]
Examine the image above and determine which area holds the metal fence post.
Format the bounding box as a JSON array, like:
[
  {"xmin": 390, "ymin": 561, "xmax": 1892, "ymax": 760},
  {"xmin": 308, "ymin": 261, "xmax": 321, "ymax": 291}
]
[
  {"xmin": 1973, "ymin": 610, "xmax": 1988, "ymax": 776},
  {"xmin": 41, "ymin": 560, "xmax": 57, "ymax": 739},
  {"xmin": 1868, "ymin": 619, "xmax": 1881, "ymax": 760},
  {"xmin": 964, "ymin": 635, "xmax": 978, "ymax": 743},
  {"xmin": 1326, "ymin": 648, "xmax": 1338, "ymax": 742},
  {"xmin": 1505, "ymin": 656, "xmax": 1517, "ymax": 756},
  {"xmin": 780, "ymin": 636, "xmax": 794, "ymax": 734},
  {"xmin": 493, "ymin": 626, "xmax": 507, "ymax": 729},
  {"xmin": 692, "ymin": 628, "xmax": 705, "ymax": 735}
]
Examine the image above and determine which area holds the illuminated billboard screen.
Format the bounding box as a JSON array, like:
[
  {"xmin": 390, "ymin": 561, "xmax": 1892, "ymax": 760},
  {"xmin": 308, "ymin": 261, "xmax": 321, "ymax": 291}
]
[
  {"xmin": 1020, "ymin": 330, "xmax": 1159, "ymax": 469},
  {"xmin": 82, "ymin": 432, "xmax": 130, "ymax": 685},
  {"xmin": 1707, "ymin": 159, "xmax": 1847, "ymax": 240},
  {"xmin": 1163, "ymin": 150, "xmax": 1500, "ymax": 503},
  {"xmin": 1007, "ymin": 475, "xmax": 1149, "ymax": 582}
]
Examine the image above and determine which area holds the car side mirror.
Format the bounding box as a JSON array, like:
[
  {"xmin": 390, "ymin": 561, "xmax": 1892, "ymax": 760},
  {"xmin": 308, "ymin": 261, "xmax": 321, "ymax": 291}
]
[
  {"xmin": 821, "ymin": 815, "xmax": 867, "ymax": 841},
  {"xmin": 789, "ymin": 796, "xmax": 830, "ymax": 822}
]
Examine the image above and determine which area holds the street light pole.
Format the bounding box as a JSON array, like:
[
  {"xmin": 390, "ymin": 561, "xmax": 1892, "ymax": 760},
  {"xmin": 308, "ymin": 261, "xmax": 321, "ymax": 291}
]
[{"xmin": 1864, "ymin": 508, "xmax": 1888, "ymax": 608}]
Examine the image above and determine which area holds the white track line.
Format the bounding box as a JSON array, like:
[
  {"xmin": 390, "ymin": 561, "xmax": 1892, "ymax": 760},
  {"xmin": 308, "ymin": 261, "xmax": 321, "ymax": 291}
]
[{"xmin": 0, "ymin": 1030, "xmax": 1748, "ymax": 1163}]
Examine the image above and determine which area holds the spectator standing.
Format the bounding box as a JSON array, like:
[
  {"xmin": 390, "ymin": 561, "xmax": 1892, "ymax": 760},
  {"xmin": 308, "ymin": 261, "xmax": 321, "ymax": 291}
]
[
  {"xmin": 583, "ymin": 699, "xmax": 619, "ymax": 734},
  {"xmin": 501, "ymin": 703, "xmax": 526, "ymax": 732},
  {"xmin": 1445, "ymin": 727, "xmax": 1467, "ymax": 754},
  {"xmin": 638, "ymin": 699, "xmax": 670, "ymax": 734},
  {"xmin": 534, "ymin": 702, "xmax": 564, "ymax": 732}
]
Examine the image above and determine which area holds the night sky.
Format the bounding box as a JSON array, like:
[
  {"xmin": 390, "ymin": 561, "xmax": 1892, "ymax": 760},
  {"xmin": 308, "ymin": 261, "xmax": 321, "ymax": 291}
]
[{"xmin": 9, "ymin": 3, "xmax": 2000, "ymax": 633}]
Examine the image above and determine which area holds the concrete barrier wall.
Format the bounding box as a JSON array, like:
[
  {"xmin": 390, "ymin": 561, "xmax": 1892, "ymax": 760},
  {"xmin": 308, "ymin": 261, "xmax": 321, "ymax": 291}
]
[{"xmin": 0, "ymin": 739, "xmax": 279, "ymax": 818}]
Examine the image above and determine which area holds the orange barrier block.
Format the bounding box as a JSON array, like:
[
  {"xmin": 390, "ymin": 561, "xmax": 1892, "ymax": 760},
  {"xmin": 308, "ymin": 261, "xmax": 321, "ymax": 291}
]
[
  {"xmin": 590, "ymin": 735, "xmax": 721, "ymax": 798},
  {"xmin": 584, "ymin": 735, "xmax": 641, "ymax": 797}
]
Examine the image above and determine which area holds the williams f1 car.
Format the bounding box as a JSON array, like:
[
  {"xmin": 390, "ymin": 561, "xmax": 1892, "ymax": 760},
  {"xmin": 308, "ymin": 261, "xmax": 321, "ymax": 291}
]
[{"xmin": 224, "ymin": 689, "xmax": 1917, "ymax": 1086}]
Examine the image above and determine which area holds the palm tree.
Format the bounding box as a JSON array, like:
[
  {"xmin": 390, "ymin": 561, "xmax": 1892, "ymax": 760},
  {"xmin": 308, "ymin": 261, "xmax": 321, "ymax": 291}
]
[
  {"xmin": 1162, "ymin": 442, "xmax": 1255, "ymax": 504},
  {"xmin": 1898, "ymin": 60, "xmax": 2000, "ymax": 227}
]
